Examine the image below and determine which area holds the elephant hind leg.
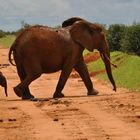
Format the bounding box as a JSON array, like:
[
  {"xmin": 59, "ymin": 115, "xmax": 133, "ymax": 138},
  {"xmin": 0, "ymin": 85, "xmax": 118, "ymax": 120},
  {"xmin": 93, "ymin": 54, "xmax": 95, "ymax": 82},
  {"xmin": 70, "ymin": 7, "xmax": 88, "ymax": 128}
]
[
  {"xmin": 14, "ymin": 64, "xmax": 33, "ymax": 98},
  {"xmin": 15, "ymin": 64, "xmax": 32, "ymax": 97},
  {"xmin": 14, "ymin": 72, "xmax": 41, "ymax": 99},
  {"xmin": 15, "ymin": 63, "xmax": 41, "ymax": 99}
]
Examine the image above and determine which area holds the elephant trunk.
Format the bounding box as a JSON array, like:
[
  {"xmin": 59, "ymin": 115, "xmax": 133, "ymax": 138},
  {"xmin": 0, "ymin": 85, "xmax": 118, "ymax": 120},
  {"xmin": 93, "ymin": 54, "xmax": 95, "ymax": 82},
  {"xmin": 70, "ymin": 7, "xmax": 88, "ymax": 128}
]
[
  {"xmin": 0, "ymin": 72, "xmax": 8, "ymax": 96},
  {"xmin": 100, "ymin": 42, "xmax": 116, "ymax": 91},
  {"xmin": 4, "ymin": 80, "xmax": 8, "ymax": 97}
]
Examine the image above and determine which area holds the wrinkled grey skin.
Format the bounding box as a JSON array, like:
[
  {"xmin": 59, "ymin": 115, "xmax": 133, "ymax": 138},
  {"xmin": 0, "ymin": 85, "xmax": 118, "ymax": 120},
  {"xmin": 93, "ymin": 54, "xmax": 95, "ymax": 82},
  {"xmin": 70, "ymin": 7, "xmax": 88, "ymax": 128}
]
[{"xmin": 0, "ymin": 71, "xmax": 8, "ymax": 96}]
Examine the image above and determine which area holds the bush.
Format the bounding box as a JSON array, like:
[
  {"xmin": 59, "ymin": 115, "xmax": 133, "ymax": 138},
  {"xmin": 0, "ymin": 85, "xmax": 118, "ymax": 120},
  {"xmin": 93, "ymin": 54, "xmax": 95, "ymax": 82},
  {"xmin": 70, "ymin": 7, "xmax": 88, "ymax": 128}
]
[
  {"xmin": 121, "ymin": 23, "xmax": 140, "ymax": 56},
  {"xmin": 0, "ymin": 29, "xmax": 6, "ymax": 38},
  {"xmin": 107, "ymin": 24, "xmax": 126, "ymax": 51},
  {"xmin": 16, "ymin": 21, "xmax": 31, "ymax": 36}
]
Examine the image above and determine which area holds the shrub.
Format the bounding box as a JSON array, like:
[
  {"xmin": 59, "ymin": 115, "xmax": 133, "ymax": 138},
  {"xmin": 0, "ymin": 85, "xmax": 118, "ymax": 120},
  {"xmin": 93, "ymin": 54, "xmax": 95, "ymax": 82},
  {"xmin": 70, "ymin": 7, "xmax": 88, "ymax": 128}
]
[
  {"xmin": 107, "ymin": 24, "xmax": 126, "ymax": 51},
  {"xmin": 16, "ymin": 21, "xmax": 31, "ymax": 36},
  {"xmin": 121, "ymin": 23, "xmax": 140, "ymax": 56},
  {"xmin": 0, "ymin": 29, "xmax": 6, "ymax": 38}
]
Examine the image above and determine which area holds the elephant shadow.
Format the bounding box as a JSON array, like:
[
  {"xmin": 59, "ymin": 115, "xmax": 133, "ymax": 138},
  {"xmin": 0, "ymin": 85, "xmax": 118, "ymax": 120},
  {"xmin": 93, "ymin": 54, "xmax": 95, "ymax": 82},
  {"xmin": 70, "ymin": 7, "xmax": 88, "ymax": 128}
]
[{"xmin": 6, "ymin": 93, "xmax": 115, "ymax": 102}]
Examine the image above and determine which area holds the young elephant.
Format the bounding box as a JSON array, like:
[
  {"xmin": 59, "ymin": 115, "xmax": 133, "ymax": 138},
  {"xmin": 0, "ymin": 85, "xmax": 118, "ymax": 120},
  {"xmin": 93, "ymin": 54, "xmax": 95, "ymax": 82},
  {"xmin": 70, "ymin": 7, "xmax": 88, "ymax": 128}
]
[
  {"xmin": 9, "ymin": 17, "xmax": 116, "ymax": 99},
  {"xmin": 0, "ymin": 71, "xmax": 8, "ymax": 96}
]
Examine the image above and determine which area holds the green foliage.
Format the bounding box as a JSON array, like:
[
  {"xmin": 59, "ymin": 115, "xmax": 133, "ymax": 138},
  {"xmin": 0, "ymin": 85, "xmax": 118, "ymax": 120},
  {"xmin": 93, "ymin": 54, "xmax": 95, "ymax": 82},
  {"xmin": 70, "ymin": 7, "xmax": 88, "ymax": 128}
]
[
  {"xmin": 112, "ymin": 53, "xmax": 140, "ymax": 91},
  {"xmin": 107, "ymin": 24, "xmax": 126, "ymax": 51},
  {"xmin": 83, "ymin": 49, "xmax": 92, "ymax": 56},
  {"xmin": 0, "ymin": 35, "xmax": 15, "ymax": 48},
  {"xmin": 16, "ymin": 21, "xmax": 31, "ymax": 36},
  {"xmin": 87, "ymin": 51, "xmax": 140, "ymax": 92},
  {"xmin": 0, "ymin": 29, "xmax": 6, "ymax": 38},
  {"xmin": 106, "ymin": 23, "xmax": 140, "ymax": 56},
  {"xmin": 121, "ymin": 23, "xmax": 140, "ymax": 56}
]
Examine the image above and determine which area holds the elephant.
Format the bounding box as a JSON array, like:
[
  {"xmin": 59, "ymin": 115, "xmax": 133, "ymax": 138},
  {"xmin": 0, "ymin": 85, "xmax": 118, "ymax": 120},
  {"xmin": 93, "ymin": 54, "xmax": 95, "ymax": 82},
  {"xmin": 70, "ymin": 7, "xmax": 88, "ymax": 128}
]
[
  {"xmin": 8, "ymin": 17, "xmax": 116, "ymax": 99},
  {"xmin": 0, "ymin": 71, "xmax": 8, "ymax": 96}
]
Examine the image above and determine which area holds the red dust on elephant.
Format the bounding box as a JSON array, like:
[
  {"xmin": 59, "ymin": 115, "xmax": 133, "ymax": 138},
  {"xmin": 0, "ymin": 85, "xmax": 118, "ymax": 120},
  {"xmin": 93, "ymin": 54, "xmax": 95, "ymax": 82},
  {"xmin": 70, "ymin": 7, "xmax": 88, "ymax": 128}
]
[{"xmin": 9, "ymin": 17, "xmax": 116, "ymax": 100}]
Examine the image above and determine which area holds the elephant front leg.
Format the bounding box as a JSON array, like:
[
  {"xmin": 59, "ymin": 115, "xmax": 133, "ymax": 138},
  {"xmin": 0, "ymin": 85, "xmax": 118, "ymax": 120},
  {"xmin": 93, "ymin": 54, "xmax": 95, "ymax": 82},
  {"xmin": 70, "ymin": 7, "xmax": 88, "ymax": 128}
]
[
  {"xmin": 74, "ymin": 59, "xmax": 99, "ymax": 96},
  {"xmin": 53, "ymin": 64, "xmax": 73, "ymax": 98}
]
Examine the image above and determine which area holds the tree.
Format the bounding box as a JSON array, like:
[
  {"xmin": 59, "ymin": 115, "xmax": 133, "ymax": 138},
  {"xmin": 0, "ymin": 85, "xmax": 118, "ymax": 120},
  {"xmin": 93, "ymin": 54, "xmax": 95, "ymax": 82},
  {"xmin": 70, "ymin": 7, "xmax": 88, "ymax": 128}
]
[
  {"xmin": 0, "ymin": 29, "xmax": 6, "ymax": 38},
  {"xmin": 121, "ymin": 23, "xmax": 140, "ymax": 56},
  {"xmin": 16, "ymin": 20, "xmax": 31, "ymax": 36},
  {"xmin": 107, "ymin": 24, "xmax": 126, "ymax": 51}
]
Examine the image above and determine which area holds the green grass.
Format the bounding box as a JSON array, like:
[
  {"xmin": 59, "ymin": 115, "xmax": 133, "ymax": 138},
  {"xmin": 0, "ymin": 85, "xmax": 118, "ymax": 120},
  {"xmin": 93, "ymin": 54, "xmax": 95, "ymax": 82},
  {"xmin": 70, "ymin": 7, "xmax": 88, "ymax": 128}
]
[
  {"xmin": 0, "ymin": 35, "xmax": 15, "ymax": 48},
  {"xmin": 86, "ymin": 51, "xmax": 140, "ymax": 92}
]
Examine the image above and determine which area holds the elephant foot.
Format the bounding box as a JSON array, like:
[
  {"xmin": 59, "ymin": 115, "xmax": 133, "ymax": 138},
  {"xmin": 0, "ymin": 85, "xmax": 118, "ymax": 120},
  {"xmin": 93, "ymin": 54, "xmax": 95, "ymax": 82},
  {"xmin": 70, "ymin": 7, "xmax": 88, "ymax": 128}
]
[
  {"xmin": 22, "ymin": 94, "xmax": 34, "ymax": 100},
  {"xmin": 14, "ymin": 86, "xmax": 22, "ymax": 97},
  {"xmin": 53, "ymin": 92, "xmax": 65, "ymax": 98},
  {"xmin": 87, "ymin": 88, "xmax": 99, "ymax": 96}
]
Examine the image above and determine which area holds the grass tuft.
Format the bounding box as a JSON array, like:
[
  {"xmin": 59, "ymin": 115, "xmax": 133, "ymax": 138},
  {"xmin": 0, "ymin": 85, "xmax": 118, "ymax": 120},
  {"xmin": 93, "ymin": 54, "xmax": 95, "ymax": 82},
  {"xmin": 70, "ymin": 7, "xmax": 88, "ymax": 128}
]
[{"xmin": 0, "ymin": 35, "xmax": 15, "ymax": 48}]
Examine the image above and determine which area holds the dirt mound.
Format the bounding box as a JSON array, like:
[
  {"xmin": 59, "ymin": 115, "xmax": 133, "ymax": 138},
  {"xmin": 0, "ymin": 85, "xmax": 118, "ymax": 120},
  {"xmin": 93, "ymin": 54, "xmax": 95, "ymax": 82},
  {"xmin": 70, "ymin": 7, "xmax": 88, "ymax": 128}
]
[
  {"xmin": 70, "ymin": 70, "xmax": 79, "ymax": 78},
  {"xmin": 89, "ymin": 69, "xmax": 106, "ymax": 77},
  {"xmin": 84, "ymin": 52, "xmax": 100, "ymax": 63},
  {"xmin": 70, "ymin": 52, "xmax": 101, "ymax": 78}
]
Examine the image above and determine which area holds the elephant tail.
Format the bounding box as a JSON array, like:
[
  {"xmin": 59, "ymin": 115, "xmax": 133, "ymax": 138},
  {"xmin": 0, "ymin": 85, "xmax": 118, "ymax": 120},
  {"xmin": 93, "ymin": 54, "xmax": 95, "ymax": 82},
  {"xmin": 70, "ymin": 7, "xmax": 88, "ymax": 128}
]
[{"xmin": 8, "ymin": 42, "xmax": 16, "ymax": 66}]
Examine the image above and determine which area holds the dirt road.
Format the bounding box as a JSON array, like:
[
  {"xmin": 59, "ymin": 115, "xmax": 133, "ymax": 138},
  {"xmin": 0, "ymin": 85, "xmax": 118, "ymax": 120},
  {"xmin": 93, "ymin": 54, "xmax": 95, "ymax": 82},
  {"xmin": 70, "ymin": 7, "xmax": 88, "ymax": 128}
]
[{"xmin": 0, "ymin": 48, "xmax": 140, "ymax": 140}]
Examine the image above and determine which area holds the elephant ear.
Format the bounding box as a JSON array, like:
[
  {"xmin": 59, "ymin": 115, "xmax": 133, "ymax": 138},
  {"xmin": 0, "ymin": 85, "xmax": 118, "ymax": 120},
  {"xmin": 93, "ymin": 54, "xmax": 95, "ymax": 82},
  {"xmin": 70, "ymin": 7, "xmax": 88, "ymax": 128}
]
[
  {"xmin": 62, "ymin": 17, "xmax": 84, "ymax": 27},
  {"xmin": 70, "ymin": 21, "xmax": 93, "ymax": 52}
]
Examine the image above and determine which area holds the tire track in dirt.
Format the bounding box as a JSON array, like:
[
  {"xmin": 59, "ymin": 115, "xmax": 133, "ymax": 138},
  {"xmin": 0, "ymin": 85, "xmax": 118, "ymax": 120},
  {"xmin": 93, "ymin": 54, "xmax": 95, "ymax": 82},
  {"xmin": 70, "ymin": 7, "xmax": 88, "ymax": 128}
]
[
  {"xmin": 0, "ymin": 99, "xmax": 35, "ymax": 140},
  {"xmin": 33, "ymin": 94, "xmax": 140, "ymax": 140},
  {"xmin": 78, "ymin": 100, "xmax": 140, "ymax": 140},
  {"xmin": 38, "ymin": 99, "xmax": 107, "ymax": 140},
  {"xmin": 16, "ymin": 101, "xmax": 69, "ymax": 140}
]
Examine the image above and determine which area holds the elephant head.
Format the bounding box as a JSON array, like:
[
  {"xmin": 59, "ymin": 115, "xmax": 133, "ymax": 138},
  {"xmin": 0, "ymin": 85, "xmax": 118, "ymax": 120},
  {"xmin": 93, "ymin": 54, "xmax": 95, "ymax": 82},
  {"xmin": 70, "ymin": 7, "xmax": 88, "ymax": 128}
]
[
  {"xmin": 0, "ymin": 72, "xmax": 8, "ymax": 96},
  {"xmin": 63, "ymin": 17, "xmax": 116, "ymax": 91}
]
